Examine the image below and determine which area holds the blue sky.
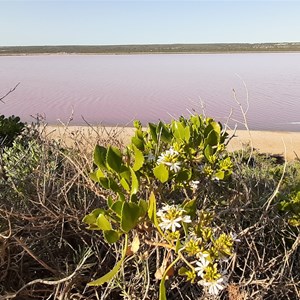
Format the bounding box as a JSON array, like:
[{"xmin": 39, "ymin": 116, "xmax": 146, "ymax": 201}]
[{"xmin": 1, "ymin": 1, "xmax": 300, "ymax": 46}]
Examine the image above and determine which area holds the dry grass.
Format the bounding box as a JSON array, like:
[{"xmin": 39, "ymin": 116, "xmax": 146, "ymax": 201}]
[{"xmin": 0, "ymin": 123, "xmax": 299, "ymax": 300}]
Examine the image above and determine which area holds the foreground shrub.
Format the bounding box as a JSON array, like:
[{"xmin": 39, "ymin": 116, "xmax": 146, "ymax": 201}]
[{"xmin": 83, "ymin": 115, "xmax": 237, "ymax": 298}]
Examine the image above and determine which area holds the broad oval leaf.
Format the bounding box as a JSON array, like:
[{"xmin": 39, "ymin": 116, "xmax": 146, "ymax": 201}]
[
  {"xmin": 138, "ymin": 199, "xmax": 148, "ymax": 218},
  {"xmin": 204, "ymin": 145, "xmax": 213, "ymax": 162},
  {"xmin": 111, "ymin": 200, "xmax": 123, "ymax": 217},
  {"xmin": 204, "ymin": 129, "xmax": 220, "ymax": 147},
  {"xmin": 172, "ymin": 121, "xmax": 185, "ymax": 141},
  {"xmin": 132, "ymin": 145, "xmax": 144, "ymax": 171},
  {"xmin": 153, "ymin": 164, "xmax": 169, "ymax": 183},
  {"xmin": 104, "ymin": 230, "xmax": 121, "ymax": 244},
  {"xmin": 94, "ymin": 145, "xmax": 107, "ymax": 169},
  {"xmin": 121, "ymin": 202, "xmax": 140, "ymax": 233},
  {"xmin": 130, "ymin": 167, "xmax": 139, "ymax": 195},
  {"xmin": 149, "ymin": 122, "xmax": 158, "ymax": 143},
  {"xmin": 157, "ymin": 121, "xmax": 172, "ymax": 143},
  {"xmin": 131, "ymin": 136, "xmax": 144, "ymax": 150},
  {"xmin": 120, "ymin": 177, "xmax": 130, "ymax": 192},
  {"xmin": 82, "ymin": 208, "xmax": 105, "ymax": 225},
  {"xmin": 183, "ymin": 199, "xmax": 197, "ymax": 218},
  {"xmin": 99, "ymin": 177, "xmax": 109, "ymax": 189},
  {"xmin": 106, "ymin": 146, "xmax": 123, "ymax": 173},
  {"xmin": 96, "ymin": 214, "xmax": 112, "ymax": 231}
]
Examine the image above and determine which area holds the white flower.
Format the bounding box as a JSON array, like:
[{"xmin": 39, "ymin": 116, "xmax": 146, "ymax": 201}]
[
  {"xmin": 165, "ymin": 161, "xmax": 181, "ymax": 173},
  {"xmin": 157, "ymin": 147, "xmax": 181, "ymax": 172},
  {"xmin": 202, "ymin": 277, "xmax": 225, "ymax": 295},
  {"xmin": 194, "ymin": 253, "xmax": 210, "ymax": 277},
  {"xmin": 146, "ymin": 152, "xmax": 155, "ymax": 162},
  {"xmin": 159, "ymin": 216, "xmax": 183, "ymax": 232},
  {"xmin": 156, "ymin": 204, "xmax": 174, "ymax": 217},
  {"xmin": 157, "ymin": 204, "xmax": 191, "ymax": 232},
  {"xmin": 166, "ymin": 147, "xmax": 178, "ymax": 156},
  {"xmin": 181, "ymin": 215, "xmax": 192, "ymax": 223},
  {"xmin": 190, "ymin": 180, "xmax": 200, "ymax": 189}
]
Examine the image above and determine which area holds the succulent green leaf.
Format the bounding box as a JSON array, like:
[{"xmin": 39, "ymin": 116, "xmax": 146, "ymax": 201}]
[
  {"xmin": 120, "ymin": 165, "xmax": 131, "ymax": 182},
  {"xmin": 178, "ymin": 267, "xmax": 189, "ymax": 276},
  {"xmin": 138, "ymin": 199, "xmax": 148, "ymax": 217},
  {"xmin": 130, "ymin": 167, "xmax": 139, "ymax": 195},
  {"xmin": 94, "ymin": 145, "xmax": 107, "ymax": 169},
  {"xmin": 157, "ymin": 121, "xmax": 172, "ymax": 143},
  {"xmin": 99, "ymin": 177, "xmax": 109, "ymax": 189},
  {"xmin": 131, "ymin": 136, "xmax": 144, "ymax": 150},
  {"xmin": 149, "ymin": 122, "xmax": 158, "ymax": 143},
  {"xmin": 148, "ymin": 192, "xmax": 158, "ymax": 226},
  {"xmin": 82, "ymin": 208, "xmax": 105, "ymax": 225},
  {"xmin": 153, "ymin": 164, "xmax": 169, "ymax": 183},
  {"xmin": 184, "ymin": 126, "xmax": 191, "ymax": 143},
  {"xmin": 172, "ymin": 121, "xmax": 186, "ymax": 141},
  {"xmin": 88, "ymin": 234, "xmax": 128, "ymax": 286},
  {"xmin": 121, "ymin": 202, "xmax": 140, "ymax": 233},
  {"xmin": 190, "ymin": 115, "xmax": 201, "ymax": 129},
  {"xmin": 106, "ymin": 146, "xmax": 123, "ymax": 173},
  {"xmin": 89, "ymin": 170, "xmax": 98, "ymax": 182},
  {"xmin": 204, "ymin": 145, "xmax": 213, "ymax": 162},
  {"xmin": 205, "ymin": 129, "xmax": 219, "ymax": 147},
  {"xmin": 132, "ymin": 145, "xmax": 144, "ymax": 171},
  {"xmin": 130, "ymin": 193, "xmax": 138, "ymax": 203},
  {"xmin": 90, "ymin": 168, "xmax": 105, "ymax": 182},
  {"xmin": 96, "ymin": 214, "xmax": 112, "ymax": 231},
  {"xmin": 133, "ymin": 119, "xmax": 142, "ymax": 129},
  {"xmin": 183, "ymin": 199, "xmax": 197, "ymax": 218},
  {"xmin": 159, "ymin": 277, "xmax": 167, "ymax": 300},
  {"xmin": 107, "ymin": 196, "xmax": 114, "ymax": 208},
  {"xmin": 175, "ymin": 169, "xmax": 191, "ymax": 182},
  {"xmin": 103, "ymin": 230, "xmax": 121, "ymax": 244},
  {"xmin": 111, "ymin": 200, "xmax": 123, "ymax": 217},
  {"xmin": 108, "ymin": 178, "xmax": 121, "ymax": 193},
  {"xmin": 120, "ymin": 177, "xmax": 130, "ymax": 192}
]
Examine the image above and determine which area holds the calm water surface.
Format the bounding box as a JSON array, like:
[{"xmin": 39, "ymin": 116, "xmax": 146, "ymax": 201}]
[{"xmin": 1, "ymin": 53, "xmax": 300, "ymax": 131}]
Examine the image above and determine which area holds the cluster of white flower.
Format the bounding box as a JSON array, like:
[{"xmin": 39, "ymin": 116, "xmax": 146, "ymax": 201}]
[
  {"xmin": 201, "ymin": 277, "xmax": 226, "ymax": 296},
  {"xmin": 157, "ymin": 147, "xmax": 181, "ymax": 173},
  {"xmin": 195, "ymin": 253, "xmax": 227, "ymax": 295},
  {"xmin": 157, "ymin": 204, "xmax": 191, "ymax": 232}
]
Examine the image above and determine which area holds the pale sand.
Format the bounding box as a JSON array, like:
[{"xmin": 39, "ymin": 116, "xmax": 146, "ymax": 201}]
[{"xmin": 44, "ymin": 126, "xmax": 300, "ymax": 161}]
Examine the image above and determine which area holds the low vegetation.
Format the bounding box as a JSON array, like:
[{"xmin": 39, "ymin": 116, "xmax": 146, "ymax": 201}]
[
  {"xmin": 0, "ymin": 113, "xmax": 299, "ymax": 300},
  {"xmin": 1, "ymin": 42, "xmax": 300, "ymax": 55}
]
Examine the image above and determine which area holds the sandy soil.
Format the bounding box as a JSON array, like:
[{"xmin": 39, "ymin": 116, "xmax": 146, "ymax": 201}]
[{"xmin": 44, "ymin": 125, "xmax": 300, "ymax": 161}]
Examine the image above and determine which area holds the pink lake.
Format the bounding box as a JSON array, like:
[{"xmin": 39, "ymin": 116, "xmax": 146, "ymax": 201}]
[{"xmin": 1, "ymin": 53, "xmax": 300, "ymax": 131}]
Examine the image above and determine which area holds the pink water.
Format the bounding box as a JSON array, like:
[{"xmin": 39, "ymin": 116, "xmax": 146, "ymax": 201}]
[{"xmin": 1, "ymin": 53, "xmax": 300, "ymax": 131}]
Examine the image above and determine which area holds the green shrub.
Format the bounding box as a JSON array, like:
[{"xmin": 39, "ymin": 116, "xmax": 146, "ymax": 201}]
[
  {"xmin": 0, "ymin": 114, "xmax": 25, "ymax": 147},
  {"xmin": 83, "ymin": 115, "xmax": 236, "ymax": 297}
]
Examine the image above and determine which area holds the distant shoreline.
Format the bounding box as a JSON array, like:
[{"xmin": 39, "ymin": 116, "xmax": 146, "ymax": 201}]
[{"xmin": 1, "ymin": 42, "xmax": 300, "ymax": 56}]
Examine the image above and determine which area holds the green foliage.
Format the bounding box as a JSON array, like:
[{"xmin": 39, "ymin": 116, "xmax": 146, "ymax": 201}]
[
  {"xmin": 0, "ymin": 114, "xmax": 25, "ymax": 147},
  {"xmin": 83, "ymin": 115, "xmax": 235, "ymax": 296},
  {"xmin": 279, "ymin": 190, "xmax": 300, "ymax": 226}
]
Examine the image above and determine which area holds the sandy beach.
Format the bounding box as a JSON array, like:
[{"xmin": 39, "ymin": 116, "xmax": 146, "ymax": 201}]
[{"xmin": 44, "ymin": 125, "xmax": 300, "ymax": 161}]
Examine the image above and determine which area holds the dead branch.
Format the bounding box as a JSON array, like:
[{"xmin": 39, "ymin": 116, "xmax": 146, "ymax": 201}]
[{"xmin": 0, "ymin": 82, "xmax": 20, "ymax": 103}]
